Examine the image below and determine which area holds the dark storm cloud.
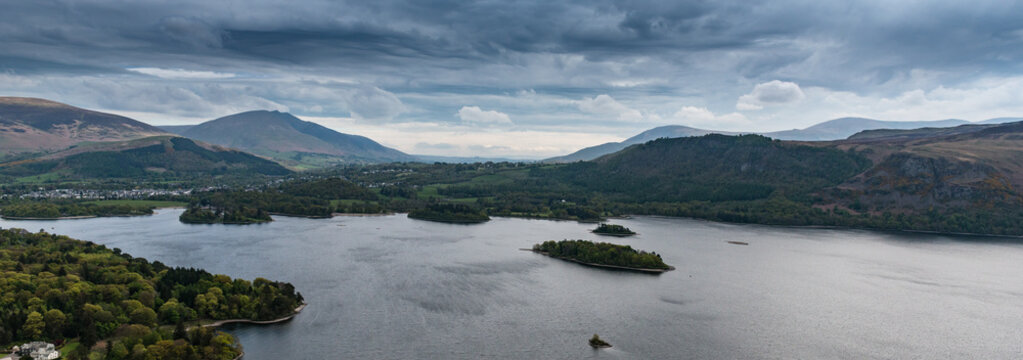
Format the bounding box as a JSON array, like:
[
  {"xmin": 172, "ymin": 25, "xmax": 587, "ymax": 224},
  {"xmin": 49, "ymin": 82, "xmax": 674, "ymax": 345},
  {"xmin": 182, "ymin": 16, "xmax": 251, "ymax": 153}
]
[
  {"xmin": 2, "ymin": 0, "xmax": 1020, "ymax": 83},
  {"xmin": 159, "ymin": 16, "xmax": 225, "ymax": 49}
]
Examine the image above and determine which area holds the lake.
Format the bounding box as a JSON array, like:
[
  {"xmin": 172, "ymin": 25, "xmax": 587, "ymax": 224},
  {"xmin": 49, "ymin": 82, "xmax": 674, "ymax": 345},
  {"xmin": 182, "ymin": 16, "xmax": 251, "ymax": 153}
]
[{"xmin": 3, "ymin": 209, "xmax": 1022, "ymax": 359}]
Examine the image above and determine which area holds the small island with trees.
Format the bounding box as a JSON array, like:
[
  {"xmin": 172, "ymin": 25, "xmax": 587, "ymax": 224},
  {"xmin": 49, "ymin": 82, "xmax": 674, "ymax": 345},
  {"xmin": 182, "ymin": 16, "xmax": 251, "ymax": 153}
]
[
  {"xmin": 407, "ymin": 203, "xmax": 490, "ymax": 224},
  {"xmin": 0, "ymin": 228, "xmax": 304, "ymax": 359},
  {"xmin": 179, "ymin": 204, "xmax": 272, "ymax": 224},
  {"xmin": 530, "ymin": 239, "xmax": 674, "ymax": 273},
  {"xmin": 592, "ymin": 223, "xmax": 636, "ymax": 236}
]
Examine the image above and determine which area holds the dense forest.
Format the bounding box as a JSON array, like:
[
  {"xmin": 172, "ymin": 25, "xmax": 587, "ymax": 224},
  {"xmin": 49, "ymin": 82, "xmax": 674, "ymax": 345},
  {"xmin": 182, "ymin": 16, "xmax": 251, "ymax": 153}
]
[
  {"xmin": 184, "ymin": 178, "xmax": 383, "ymax": 220},
  {"xmin": 0, "ymin": 228, "xmax": 303, "ymax": 359},
  {"xmin": 532, "ymin": 240, "xmax": 671, "ymax": 271}
]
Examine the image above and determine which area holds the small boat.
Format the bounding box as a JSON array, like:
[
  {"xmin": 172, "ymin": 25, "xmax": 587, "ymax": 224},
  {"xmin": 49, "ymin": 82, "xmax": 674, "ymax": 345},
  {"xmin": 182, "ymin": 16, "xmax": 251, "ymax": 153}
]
[{"xmin": 726, "ymin": 241, "xmax": 749, "ymax": 246}]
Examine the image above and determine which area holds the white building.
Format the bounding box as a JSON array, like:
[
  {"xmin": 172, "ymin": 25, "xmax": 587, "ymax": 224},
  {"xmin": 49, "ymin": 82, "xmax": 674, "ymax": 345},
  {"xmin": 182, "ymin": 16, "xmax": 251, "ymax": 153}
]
[{"xmin": 15, "ymin": 342, "xmax": 60, "ymax": 360}]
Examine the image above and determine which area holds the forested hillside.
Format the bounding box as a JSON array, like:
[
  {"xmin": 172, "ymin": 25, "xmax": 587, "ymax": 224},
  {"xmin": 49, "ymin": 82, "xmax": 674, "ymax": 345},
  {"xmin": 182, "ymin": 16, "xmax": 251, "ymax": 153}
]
[{"xmin": 545, "ymin": 134, "xmax": 871, "ymax": 202}]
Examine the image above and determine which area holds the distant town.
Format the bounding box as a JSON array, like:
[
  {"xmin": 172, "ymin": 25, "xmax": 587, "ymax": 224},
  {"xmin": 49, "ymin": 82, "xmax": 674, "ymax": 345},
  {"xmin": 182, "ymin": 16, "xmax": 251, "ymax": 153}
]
[{"xmin": 10, "ymin": 188, "xmax": 195, "ymax": 201}]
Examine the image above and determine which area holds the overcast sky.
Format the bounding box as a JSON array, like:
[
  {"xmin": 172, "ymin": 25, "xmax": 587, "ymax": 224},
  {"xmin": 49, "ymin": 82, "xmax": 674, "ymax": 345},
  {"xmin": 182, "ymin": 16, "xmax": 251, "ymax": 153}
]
[{"xmin": 3, "ymin": 0, "xmax": 1023, "ymax": 158}]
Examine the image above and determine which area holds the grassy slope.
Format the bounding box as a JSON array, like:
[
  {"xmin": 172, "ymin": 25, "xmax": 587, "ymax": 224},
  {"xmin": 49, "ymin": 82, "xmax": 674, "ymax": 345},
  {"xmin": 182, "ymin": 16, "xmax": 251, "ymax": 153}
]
[{"xmin": 0, "ymin": 136, "xmax": 291, "ymax": 181}]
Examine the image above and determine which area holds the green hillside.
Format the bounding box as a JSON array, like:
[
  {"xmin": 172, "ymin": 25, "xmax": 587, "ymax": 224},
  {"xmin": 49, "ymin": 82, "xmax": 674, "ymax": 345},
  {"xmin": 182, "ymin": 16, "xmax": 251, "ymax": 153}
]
[{"xmin": 0, "ymin": 136, "xmax": 290, "ymax": 181}]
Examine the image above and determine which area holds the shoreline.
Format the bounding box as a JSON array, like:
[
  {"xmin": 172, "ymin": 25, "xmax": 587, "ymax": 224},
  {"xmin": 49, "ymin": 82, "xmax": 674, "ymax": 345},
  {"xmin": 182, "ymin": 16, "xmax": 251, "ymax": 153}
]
[
  {"xmin": 1, "ymin": 204, "xmax": 185, "ymax": 221},
  {"xmin": 194, "ymin": 302, "xmax": 306, "ymax": 359},
  {"xmin": 628, "ymin": 214, "xmax": 1023, "ymax": 240},
  {"xmin": 269, "ymin": 212, "xmax": 331, "ymax": 219},
  {"xmin": 524, "ymin": 249, "xmax": 675, "ymax": 274},
  {"xmin": 489, "ymin": 213, "xmax": 602, "ymax": 223},
  {"xmin": 592, "ymin": 230, "xmax": 637, "ymax": 237},
  {"xmin": 203, "ymin": 303, "xmax": 307, "ymax": 328},
  {"xmin": 180, "ymin": 220, "xmax": 272, "ymax": 225},
  {"xmin": 331, "ymin": 212, "xmax": 394, "ymax": 217},
  {"xmin": 407, "ymin": 214, "xmax": 490, "ymax": 224},
  {"xmin": 1, "ymin": 215, "xmax": 98, "ymax": 220}
]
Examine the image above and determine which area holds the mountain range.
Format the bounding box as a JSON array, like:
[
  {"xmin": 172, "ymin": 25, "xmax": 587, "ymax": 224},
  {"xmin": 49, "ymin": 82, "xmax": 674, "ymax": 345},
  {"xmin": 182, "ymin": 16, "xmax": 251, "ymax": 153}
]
[
  {"xmin": 0, "ymin": 98, "xmax": 419, "ymax": 173},
  {"xmin": 544, "ymin": 117, "xmax": 1023, "ymax": 163}
]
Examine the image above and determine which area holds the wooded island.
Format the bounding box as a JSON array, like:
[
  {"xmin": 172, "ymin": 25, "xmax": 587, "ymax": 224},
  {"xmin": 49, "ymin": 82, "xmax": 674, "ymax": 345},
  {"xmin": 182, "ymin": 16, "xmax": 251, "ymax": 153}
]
[
  {"xmin": 592, "ymin": 223, "xmax": 636, "ymax": 236},
  {"xmin": 531, "ymin": 240, "xmax": 673, "ymax": 273}
]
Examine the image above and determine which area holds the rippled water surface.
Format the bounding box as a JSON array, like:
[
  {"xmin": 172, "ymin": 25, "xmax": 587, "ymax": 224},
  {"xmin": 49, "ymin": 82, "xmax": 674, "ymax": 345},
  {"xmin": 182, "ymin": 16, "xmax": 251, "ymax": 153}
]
[{"xmin": 4, "ymin": 210, "xmax": 1023, "ymax": 359}]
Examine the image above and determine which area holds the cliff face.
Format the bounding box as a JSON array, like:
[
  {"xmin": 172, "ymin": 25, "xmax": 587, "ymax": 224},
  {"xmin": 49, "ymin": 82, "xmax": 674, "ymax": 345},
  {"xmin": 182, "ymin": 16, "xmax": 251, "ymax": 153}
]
[
  {"xmin": 815, "ymin": 121, "xmax": 1023, "ymax": 214},
  {"xmin": 837, "ymin": 153, "xmax": 1021, "ymax": 211}
]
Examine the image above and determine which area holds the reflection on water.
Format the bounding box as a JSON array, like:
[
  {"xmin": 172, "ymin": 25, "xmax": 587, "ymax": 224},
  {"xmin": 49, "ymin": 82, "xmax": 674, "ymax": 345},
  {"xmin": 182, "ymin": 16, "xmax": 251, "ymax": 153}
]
[{"xmin": 4, "ymin": 211, "xmax": 1023, "ymax": 359}]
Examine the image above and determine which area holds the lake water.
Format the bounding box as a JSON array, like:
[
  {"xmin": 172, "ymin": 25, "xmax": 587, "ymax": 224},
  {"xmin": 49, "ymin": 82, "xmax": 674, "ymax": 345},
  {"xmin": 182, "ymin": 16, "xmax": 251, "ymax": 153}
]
[{"xmin": 3, "ymin": 209, "xmax": 1022, "ymax": 359}]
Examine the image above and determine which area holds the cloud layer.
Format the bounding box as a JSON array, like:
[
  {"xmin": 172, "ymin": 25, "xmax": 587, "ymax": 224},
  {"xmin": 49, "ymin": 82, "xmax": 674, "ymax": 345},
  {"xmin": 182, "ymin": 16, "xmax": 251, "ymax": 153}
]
[
  {"xmin": 457, "ymin": 106, "xmax": 512, "ymax": 126},
  {"xmin": 1, "ymin": 1, "xmax": 1022, "ymax": 157},
  {"xmin": 736, "ymin": 81, "xmax": 805, "ymax": 110}
]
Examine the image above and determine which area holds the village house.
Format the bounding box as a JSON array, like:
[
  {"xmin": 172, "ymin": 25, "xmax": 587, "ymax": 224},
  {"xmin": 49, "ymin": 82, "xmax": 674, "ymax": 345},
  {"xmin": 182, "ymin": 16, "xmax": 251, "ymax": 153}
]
[{"xmin": 13, "ymin": 342, "xmax": 60, "ymax": 360}]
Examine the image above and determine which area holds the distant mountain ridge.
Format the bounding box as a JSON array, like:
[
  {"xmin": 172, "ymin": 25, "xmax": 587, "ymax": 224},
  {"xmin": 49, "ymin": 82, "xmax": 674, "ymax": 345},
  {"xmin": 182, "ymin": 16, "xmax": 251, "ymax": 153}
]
[
  {"xmin": 544, "ymin": 125, "xmax": 731, "ymax": 163},
  {"xmin": 845, "ymin": 123, "xmax": 1000, "ymax": 142},
  {"xmin": 179, "ymin": 110, "xmax": 415, "ymax": 167},
  {"xmin": 544, "ymin": 117, "xmax": 1021, "ymax": 163},
  {"xmin": 761, "ymin": 117, "xmax": 970, "ymax": 141},
  {"xmin": 0, "ymin": 97, "xmax": 168, "ymax": 158},
  {"xmin": 158, "ymin": 125, "xmax": 195, "ymax": 135}
]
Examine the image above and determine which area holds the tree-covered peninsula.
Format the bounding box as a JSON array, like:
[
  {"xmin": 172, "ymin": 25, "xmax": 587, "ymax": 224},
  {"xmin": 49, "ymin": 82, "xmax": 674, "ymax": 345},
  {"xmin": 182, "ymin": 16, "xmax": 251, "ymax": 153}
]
[
  {"xmin": 184, "ymin": 178, "xmax": 382, "ymax": 219},
  {"xmin": 408, "ymin": 203, "xmax": 490, "ymax": 223},
  {"xmin": 0, "ymin": 202, "xmax": 155, "ymax": 219},
  {"xmin": 592, "ymin": 224, "xmax": 636, "ymax": 236},
  {"xmin": 0, "ymin": 228, "xmax": 304, "ymax": 359},
  {"xmin": 532, "ymin": 240, "xmax": 673, "ymax": 273}
]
